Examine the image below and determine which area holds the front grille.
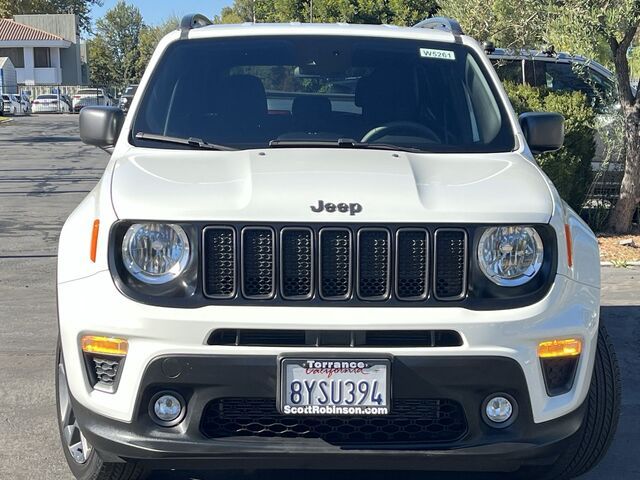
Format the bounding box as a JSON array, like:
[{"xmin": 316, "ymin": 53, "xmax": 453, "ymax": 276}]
[
  {"xmin": 201, "ymin": 397, "xmax": 467, "ymax": 445},
  {"xmin": 202, "ymin": 225, "xmax": 468, "ymax": 303},
  {"xmin": 208, "ymin": 329, "xmax": 463, "ymax": 348},
  {"xmin": 319, "ymin": 229, "xmax": 352, "ymax": 299},
  {"xmin": 280, "ymin": 228, "xmax": 313, "ymax": 299},
  {"xmin": 434, "ymin": 229, "xmax": 467, "ymax": 300},
  {"xmin": 241, "ymin": 227, "xmax": 275, "ymax": 299},
  {"xmin": 357, "ymin": 229, "xmax": 390, "ymax": 299}
]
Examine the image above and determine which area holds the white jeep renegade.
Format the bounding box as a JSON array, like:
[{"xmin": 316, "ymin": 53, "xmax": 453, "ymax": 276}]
[{"xmin": 56, "ymin": 15, "xmax": 620, "ymax": 480}]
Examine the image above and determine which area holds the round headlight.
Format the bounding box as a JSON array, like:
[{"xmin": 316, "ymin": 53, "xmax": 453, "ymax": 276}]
[
  {"xmin": 478, "ymin": 226, "xmax": 543, "ymax": 286},
  {"xmin": 122, "ymin": 223, "xmax": 190, "ymax": 284}
]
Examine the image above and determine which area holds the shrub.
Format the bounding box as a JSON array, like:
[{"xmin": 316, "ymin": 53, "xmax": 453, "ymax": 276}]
[{"xmin": 503, "ymin": 82, "xmax": 596, "ymax": 212}]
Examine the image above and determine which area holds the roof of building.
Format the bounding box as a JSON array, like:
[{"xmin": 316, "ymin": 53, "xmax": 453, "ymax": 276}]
[{"xmin": 0, "ymin": 18, "xmax": 65, "ymax": 42}]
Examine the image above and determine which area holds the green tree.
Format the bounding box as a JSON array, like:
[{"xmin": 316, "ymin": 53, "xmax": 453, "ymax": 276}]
[
  {"xmin": 214, "ymin": 0, "xmax": 437, "ymax": 25},
  {"xmin": 438, "ymin": 0, "xmax": 549, "ymax": 47},
  {"xmin": 0, "ymin": 0, "xmax": 103, "ymax": 33},
  {"xmin": 547, "ymin": 1, "xmax": 640, "ymax": 232},
  {"xmin": 136, "ymin": 16, "xmax": 179, "ymax": 76},
  {"xmin": 91, "ymin": 1, "xmax": 144, "ymax": 88},
  {"xmin": 86, "ymin": 35, "xmax": 115, "ymax": 86}
]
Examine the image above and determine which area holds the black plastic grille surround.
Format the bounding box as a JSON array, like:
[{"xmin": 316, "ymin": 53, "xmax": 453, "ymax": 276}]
[
  {"xmin": 541, "ymin": 357, "xmax": 579, "ymax": 397},
  {"xmin": 202, "ymin": 225, "xmax": 468, "ymax": 304},
  {"xmin": 241, "ymin": 228, "xmax": 275, "ymax": 298},
  {"xmin": 396, "ymin": 229, "xmax": 428, "ymax": 299},
  {"xmin": 434, "ymin": 229, "xmax": 467, "ymax": 299},
  {"xmin": 357, "ymin": 229, "xmax": 390, "ymax": 299},
  {"xmin": 280, "ymin": 228, "xmax": 313, "ymax": 299},
  {"xmin": 203, "ymin": 227, "xmax": 236, "ymax": 298},
  {"xmin": 201, "ymin": 397, "xmax": 467, "ymax": 445},
  {"xmin": 319, "ymin": 229, "xmax": 352, "ymax": 299}
]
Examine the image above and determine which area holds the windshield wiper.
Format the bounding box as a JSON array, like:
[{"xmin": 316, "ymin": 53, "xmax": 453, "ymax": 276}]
[
  {"xmin": 135, "ymin": 132, "xmax": 236, "ymax": 151},
  {"xmin": 268, "ymin": 138, "xmax": 424, "ymax": 153}
]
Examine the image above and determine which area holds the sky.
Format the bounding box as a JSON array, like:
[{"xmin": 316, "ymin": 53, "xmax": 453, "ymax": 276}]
[{"xmin": 90, "ymin": 0, "xmax": 233, "ymax": 26}]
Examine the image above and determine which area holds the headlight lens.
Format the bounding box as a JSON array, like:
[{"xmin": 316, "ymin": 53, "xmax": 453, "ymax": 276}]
[
  {"xmin": 122, "ymin": 223, "xmax": 190, "ymax": 284},
  {"xmin": 478, "ymin": 226, "xmax": 543, "ymax": 286}
]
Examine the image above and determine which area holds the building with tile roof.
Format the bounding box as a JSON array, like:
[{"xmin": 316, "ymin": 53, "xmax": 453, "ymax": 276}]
[{"xmin": 0, "ymin": 14, "xmax": 88, "ymax": 87}]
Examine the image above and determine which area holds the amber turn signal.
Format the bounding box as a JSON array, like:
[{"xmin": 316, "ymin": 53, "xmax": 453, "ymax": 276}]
[
  {"xmin": 90, "ymin": 219, "xmax": 100, "ymax": 263},
  {"xmin": 537, "ymin": 338, "xmax": 582, "ymax": 358},
  {"xmin": 81, "ymin": 336, "xmax": 128, "ymax": 356}
]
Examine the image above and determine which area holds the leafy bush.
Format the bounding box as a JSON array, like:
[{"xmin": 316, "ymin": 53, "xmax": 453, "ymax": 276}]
[{"xmin": 503, "ymin": 82, "xmax": 596, "ymax": 211}]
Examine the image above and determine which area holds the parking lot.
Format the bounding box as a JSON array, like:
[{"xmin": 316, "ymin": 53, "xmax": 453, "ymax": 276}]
[{"xmin": 0, "ymin": 114, "xmax": 638, "ymax": 479}]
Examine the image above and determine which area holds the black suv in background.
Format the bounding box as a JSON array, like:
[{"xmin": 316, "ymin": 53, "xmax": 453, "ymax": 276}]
[{"xmin": 118, "ymin": 84, "xmax": 138, "ymax": 113}]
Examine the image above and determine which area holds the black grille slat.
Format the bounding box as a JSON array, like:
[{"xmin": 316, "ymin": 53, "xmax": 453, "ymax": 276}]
[
  {"xmin": 202, "ymin": 397, "xmax": 467, "ymax": 445},
  {"xmin": 434, "ymin": 229, "xmax": 467, "ymax": 300},
  {"xmin": 319, "ymin": 229, "xmax": 352, "ymax": 300},
  {"xmin": 241, "ymin": 228, "xmax": 275, "ymax": 299},
  {"xmin": 281, "ymin": 228, "xmax": 313, "ymax": 299},
  {"xmin": 396, "ymin": 229, "xmax": 428, "ymax": 300},
  {"xmin": 357, "ymin": 229, "xmax": 390, "ymax": 300},
  {"xmin": 203, "ymin": 227, "xmax": 236, "ymax": 298}
]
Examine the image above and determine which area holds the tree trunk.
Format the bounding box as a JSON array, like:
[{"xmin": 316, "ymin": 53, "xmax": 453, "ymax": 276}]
[{"xmin": 608, "ymin": 104, "xmax": 640, "ymax": 233}]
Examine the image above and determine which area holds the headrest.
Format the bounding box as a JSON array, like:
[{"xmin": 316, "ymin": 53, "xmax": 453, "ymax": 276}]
[
  {"xmin": 217, "ymin": 74, "xmax": 267, "ymax": 119},
  {"xmin": 292, "ymin": 95, "xmax": 332, "ymax": 118}
]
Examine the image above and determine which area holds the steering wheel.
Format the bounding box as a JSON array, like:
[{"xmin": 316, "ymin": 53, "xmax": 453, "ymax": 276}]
[{"xmin": 361, "ymin": 121, "xmax": 440, "ymax": 144}]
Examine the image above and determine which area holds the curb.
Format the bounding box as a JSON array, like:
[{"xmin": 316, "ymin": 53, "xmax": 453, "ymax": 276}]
[
  {"xmin": 600, "ymin": 261, "xmax": 640, "ymax": 267},
  {"xmin": 0, "ymin": 117, "xmax": 13, "ymax": 124}
]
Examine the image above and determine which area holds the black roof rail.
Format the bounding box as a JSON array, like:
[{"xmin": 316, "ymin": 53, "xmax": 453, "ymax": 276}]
[
  {"xmin": 180, "ymin": 13, "xmax": 213, "ymax": 38},
  {"xmin": 413, "ymin": 17, "xmax": 464, "ymax": 36}
]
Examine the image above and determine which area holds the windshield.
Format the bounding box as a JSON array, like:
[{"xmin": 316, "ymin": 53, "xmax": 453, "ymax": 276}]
[
  {"xmin": 124, "ymin": 85, "xmax": 138, "ymax": 95},
  {"xmin": 39, "ymin": 95, "xmax": 58, "ymax": 99},
  {"xmin": 132, "ymin": 35, "xmax": 515, "ymax": 153}
]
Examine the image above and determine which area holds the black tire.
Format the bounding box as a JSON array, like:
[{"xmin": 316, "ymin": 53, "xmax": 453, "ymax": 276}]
[
  {"xmin": 56, "ymin": 340, "xmax": 148, "ymax": 480},
  {"xmin": 518, "ymin": 324, "xmax": 621, "ymax": 480}
]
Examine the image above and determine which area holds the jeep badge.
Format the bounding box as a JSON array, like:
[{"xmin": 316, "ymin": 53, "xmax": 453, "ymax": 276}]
[{"xmin": 310, "ymin": 200, "xmax": 363, "ymax": 216}]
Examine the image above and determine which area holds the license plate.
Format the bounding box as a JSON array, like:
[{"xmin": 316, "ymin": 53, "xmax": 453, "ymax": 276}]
[{"xmin": 279, "ymin": 358, "xmax": 390, "ymax": 415}]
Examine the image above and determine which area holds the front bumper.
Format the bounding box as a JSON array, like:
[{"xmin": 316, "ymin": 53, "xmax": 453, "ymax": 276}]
[
  {"xmin": 71, "ymin": 354, "xmax": 586, "ymax": 472},
  {"xmin": 58, "ymin": 269, "xmax": 599, "ymax": 427}
]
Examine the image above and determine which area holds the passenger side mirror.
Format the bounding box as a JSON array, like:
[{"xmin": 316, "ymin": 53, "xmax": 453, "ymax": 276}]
[
  {"xmin": 519, "ymin": 112, "xmax": 564, "ymax": 154},
  {"xmin": 79, "ymin": 106, "xmax": 124, "ymax": 152}
]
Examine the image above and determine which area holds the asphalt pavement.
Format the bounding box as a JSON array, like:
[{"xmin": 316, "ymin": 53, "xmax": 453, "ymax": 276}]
[{"xmin": 0, "ymin": 114, "xmax": 638, "ymax": 479}]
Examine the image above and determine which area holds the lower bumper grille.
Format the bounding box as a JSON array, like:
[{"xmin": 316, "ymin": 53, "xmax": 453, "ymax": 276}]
[{"xmin": 201, "ymin": 397, "xmax": 467, "ymax": 446}]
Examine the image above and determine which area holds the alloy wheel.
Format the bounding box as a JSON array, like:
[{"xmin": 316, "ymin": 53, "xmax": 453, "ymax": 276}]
[{"xmin": 57, "ymin": 361, "xmax": 93, "ymax": 464}]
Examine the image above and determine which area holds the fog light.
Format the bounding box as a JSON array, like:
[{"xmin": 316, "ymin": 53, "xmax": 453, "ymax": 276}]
[
  {"xmin": 150, "ymin": 391, "xmax": 185, "ymax": 427},
  {"xmin": 483, "ymin": 393, "xmax": 517, "ymax": 428}
]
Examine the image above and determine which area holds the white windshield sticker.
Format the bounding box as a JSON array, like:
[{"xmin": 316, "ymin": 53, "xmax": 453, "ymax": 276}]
[{"xmin": 419, "ymin": 48, "xmax": 456, "ymax": 60}]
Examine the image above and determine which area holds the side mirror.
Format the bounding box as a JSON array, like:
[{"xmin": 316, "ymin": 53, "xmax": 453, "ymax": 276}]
[
  {"xmin": 79, "ymin": 106, "xmax": 124, "ymax": 151},
  {"xmin": 519, "ymin": 112, "xmax": 564, "ymax": 154}
]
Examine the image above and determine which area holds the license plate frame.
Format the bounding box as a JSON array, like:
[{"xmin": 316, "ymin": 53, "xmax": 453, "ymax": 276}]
[{"xmin": 277, "ymin": 356, "xmax": 392, "ymax": 415}]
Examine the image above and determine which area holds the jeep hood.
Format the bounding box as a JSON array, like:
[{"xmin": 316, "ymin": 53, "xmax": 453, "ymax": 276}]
[{"xmin": 110, "ymin": 148, "xmax": 553, "ymax": 224}]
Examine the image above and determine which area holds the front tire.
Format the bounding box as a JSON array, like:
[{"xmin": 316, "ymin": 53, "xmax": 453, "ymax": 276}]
[
  {"xmin": 56, "ymin": 341, "xmax": 147, "ymax": 480},
  {"xmin": 519, "ymin": 324, "xmax": 621, "ymax": 479}
]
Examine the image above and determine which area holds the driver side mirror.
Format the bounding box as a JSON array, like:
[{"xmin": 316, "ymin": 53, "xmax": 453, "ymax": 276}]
[
  {"xmin": 519, "ymin": 112, "xmax": 564, "ymax": 154},
  {"xmin": 79, "ymin": 106, "xmax": 124, "ymax": 152}
]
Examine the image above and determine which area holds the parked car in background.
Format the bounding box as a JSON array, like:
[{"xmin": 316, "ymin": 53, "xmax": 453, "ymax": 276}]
[
  {"xmin": 487, "ymin": 45, "xmax": 629, "ymax": 202},
  {"xmin": 72, "ymin": 88, "xmax": 114, "ymax": 113},
  {"xmin": 32, "ymin": 94, "xmax": 70, "ymax": 113},
  {"xmin": 2, "ymin": 93, "xmax": 22, "ymax": 115},
  {"xmin": 17, "ymin": 92, "xmax": 31, "ymax": 114},
  {"xmin": 118, "ymin": 84, "xmax": 138, "ymax": 113}
]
